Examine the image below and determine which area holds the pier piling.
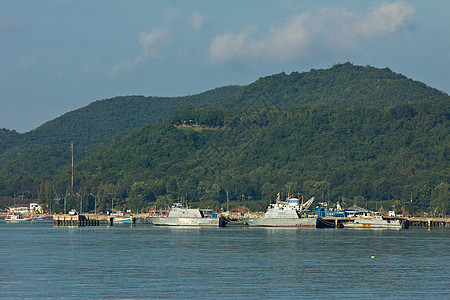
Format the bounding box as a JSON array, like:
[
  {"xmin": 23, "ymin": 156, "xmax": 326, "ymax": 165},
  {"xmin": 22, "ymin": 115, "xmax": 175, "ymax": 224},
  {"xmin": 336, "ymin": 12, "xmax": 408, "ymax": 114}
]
[{"xmin": 53, "ymin": 214, "xmax": 116, "ymax": 227}]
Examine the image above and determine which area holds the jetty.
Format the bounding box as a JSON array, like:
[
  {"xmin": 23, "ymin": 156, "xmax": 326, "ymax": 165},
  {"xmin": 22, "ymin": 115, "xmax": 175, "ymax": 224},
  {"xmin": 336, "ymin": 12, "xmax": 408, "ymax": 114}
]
[
  {"xmin": 53, "ymin": 214, "xmax": 140, "ymax": 227},
  {"xmin": 317, "ymin": 216, "xmax": 450, "ymax": 229},
  {"xmin": 406, "ymin": 217, "xmax": 450, "ymax": 229}
]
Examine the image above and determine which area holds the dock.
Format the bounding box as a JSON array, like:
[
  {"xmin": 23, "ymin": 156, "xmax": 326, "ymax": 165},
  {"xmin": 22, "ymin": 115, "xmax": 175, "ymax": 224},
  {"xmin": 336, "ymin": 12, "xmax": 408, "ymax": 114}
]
[
  {"xmin": 43, "ymin": 213, "xmax": 450, "ymax": 229},
  {"xmin": 406, "ymin": 217, "xmax": 450, "ymax": 229},
  {"xmin": 318, "ymin": 216, "xmax": 450, "ymax": 229},
  {"xmin": 53, "ymin": 214, "xmax": 140, "ymax": 227}
]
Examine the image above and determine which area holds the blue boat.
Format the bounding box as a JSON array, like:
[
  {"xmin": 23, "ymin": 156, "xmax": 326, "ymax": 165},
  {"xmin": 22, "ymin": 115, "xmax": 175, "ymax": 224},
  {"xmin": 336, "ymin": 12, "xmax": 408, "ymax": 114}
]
[{"xmin": 315, "ymin": 207, "xmax": 346, "ymax": 218}]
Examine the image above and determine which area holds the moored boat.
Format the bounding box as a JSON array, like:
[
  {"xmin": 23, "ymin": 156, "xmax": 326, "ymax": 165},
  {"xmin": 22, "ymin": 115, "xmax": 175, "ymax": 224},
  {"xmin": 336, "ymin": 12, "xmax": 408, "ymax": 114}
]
[
  {"xmin": 148, "ymin": 203, "xmax": 228, "ymax": 227},
  {"xmin": 5, "ymin": 213, "xmax": 36, "ymax": 223},
  {"xmin": 344, "ymin": 213, "xmax": 403, "ymax": 229},
  {"xmin": 244, "ymin": 195, "xmax": 317, "ymax": 227},
  {"xmin": 113, "ymin": 217, "xmax": 141, "ymax": 223}
]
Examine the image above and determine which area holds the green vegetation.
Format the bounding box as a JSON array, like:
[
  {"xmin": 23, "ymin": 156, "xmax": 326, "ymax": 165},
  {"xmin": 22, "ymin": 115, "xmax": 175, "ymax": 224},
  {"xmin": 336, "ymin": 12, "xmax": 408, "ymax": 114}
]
[
  {"xmin": 224, "ymin": 63, "xmax": 446, "ymax": 109},
  {"xmin": 0, "ymin": 86, "xmax": 242, "ymax": 180},
  {"xmin": 0, "ymin": 64, "xmax": 448, "ymax": 215},
  {"xmin": 0, "ymin": 129, "xmax": 21, "ymax": 154},
  {"xmin": 25, "ymin": 85, "xmax": 242, "ymax": 148}
]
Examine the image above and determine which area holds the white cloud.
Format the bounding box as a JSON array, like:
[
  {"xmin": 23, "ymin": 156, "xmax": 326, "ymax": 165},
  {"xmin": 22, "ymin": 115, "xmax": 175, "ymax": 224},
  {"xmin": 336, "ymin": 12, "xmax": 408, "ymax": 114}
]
[
  {"xmin": 188, "ymin": 11, "xmax": 206, "ymax": 31},
  {"xmin": 109, "ymin": 27, "xmax": 172, "ymax": 76},
  {"xmin": 209, "ymin": 1, "xmax": 416, "ymax": 65},
  {"xmin": 362, "ymin": 1, "xmax": 416, "ymax": 37}
]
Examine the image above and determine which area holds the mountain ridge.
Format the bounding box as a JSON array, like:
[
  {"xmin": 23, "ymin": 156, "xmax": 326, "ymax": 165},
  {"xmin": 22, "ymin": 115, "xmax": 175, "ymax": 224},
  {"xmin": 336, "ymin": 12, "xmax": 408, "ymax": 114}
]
[{"xmin": 224, "ymin": 63, "xmax": 447, "ymax": 109}]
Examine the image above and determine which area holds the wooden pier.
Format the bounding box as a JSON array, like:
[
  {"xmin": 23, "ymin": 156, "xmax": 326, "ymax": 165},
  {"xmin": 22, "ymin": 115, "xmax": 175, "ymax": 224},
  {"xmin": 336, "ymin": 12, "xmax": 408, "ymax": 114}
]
[
  {"xmin": 53, "ymin": 214, "xmax": 139, "ymax": 227},
  {"xmin": 318, "ymin": 216, "xmax": 450, "ymax": 229},
  {"xmin": 407, "ymin": 217, "xmax": 450, "ymax": 229}
]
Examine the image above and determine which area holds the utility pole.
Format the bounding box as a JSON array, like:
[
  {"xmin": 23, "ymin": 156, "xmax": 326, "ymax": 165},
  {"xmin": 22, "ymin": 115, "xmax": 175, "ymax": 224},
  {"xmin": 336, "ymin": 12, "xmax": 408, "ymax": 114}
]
[
  {"xmin": 226, "ymin": 190, "xmax": 229, "ymax": 213},
  {"xmin": 71, "ymin": 143, "xmax": 74, "ymax": 197}
]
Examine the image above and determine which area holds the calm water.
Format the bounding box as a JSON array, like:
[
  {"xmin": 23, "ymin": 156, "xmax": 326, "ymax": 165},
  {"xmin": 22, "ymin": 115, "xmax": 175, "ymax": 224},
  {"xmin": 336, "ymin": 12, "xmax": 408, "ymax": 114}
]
[{"xmin": 1, "ymin": 221, "xmax": 449, "ymax": 299}]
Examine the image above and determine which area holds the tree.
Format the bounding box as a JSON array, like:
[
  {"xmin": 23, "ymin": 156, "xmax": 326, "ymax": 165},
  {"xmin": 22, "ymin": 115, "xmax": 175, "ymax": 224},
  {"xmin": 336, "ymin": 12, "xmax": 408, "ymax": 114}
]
[
  {"xmin": 38, "ymin": 180, "xmax": 54, "ymax": 213},
  {"xmin": 430, "ymin": 182, "xmax": 449, "ymax": 215}
]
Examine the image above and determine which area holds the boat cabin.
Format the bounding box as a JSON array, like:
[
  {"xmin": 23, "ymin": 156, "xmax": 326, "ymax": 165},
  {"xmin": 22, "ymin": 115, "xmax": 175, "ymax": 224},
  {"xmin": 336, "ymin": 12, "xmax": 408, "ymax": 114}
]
[{"xmin": 344, "ymin": 206, "xmax": 371, "ymax": 217}]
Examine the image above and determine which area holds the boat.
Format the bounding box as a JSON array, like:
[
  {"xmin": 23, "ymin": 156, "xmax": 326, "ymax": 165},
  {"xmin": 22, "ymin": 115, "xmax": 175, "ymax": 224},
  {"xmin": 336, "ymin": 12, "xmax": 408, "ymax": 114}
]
[
  {"xmin": 314, "ymin": 202, "xmax": 346, "ymax": 228},
  {"xmin": 243, "ymin": 195, "xmax": 317, "ymax": 227},
  {"xmin": 344, "ymin": 213, "xmax": 403, "ymax": 229},
  {"xmin": 314, "ymin": 201, "xmax": 346, "ymax": 218},
  {"xmin": 113, "ymin": 217, "xmax": 141, "ymax": 223},
  {"xmin": 5, "ymin": 213, "xmax": 37, "ymax": 223},
  {"xmin": 148, "ymin": 203, "xmax": 228, "ymax": 227}
]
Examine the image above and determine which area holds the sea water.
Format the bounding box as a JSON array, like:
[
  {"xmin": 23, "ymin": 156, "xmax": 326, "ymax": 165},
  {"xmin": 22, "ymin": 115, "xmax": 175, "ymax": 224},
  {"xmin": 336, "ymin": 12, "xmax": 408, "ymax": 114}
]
[{"xmin": 1, "ymin": 221, "xmax": 449, "ymax": 299}]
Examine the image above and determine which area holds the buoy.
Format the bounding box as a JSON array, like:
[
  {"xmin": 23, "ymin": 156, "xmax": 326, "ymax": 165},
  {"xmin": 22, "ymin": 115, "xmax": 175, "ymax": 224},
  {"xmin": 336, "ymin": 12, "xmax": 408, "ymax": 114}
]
[{"xmin": 371, "ymin": 256, "xmax": 375, "ymax": 259}]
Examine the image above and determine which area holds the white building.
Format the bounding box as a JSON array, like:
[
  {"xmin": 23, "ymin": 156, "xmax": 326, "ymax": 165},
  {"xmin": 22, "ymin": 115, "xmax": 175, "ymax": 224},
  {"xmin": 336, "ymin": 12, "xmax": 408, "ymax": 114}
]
[
  {"xmin": 8, "ymin": 203, "xmax": 43, "ymax": 214},
  {"xmin": 8, "ymin": 205, "xmax": 29, "ymax": 214},
  {"xmin": 30, "ymin": 203, "xmax": 43, "ymax": 213}
]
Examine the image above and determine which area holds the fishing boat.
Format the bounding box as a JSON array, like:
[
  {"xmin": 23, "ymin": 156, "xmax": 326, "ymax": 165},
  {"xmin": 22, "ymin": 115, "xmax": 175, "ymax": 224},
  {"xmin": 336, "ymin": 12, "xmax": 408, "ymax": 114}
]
[
  {"xmin": 5, "ymin": 213, "xmax": 36, "ymax": 223},
  {"xmin": 113, "ymin": 217, "xmax": 141, "ymax": 224},
  {"xmin": 344, "ymin": 213, "xmax": 402, "ymax": 229},
  {"xmin": 244, "ymin": 195, "xmax": 317, "ymax": 227},
  {"xmin": 148, "ymin": 203, "xmax": 228, "ymax": 227}
]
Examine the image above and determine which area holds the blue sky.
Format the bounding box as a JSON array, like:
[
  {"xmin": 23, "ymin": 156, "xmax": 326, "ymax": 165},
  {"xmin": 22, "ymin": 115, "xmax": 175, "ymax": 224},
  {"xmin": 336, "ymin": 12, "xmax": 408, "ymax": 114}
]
[{"xmin": 1, "ymin": 0, "xmax": 449, "ymax": 132}]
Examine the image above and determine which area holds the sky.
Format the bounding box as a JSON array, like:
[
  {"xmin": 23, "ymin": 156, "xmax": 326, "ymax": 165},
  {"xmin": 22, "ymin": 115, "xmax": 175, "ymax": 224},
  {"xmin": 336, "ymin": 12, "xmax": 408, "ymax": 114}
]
[{"xmin": 1, "ymin": 0, "xmax": 449, "ymax": 133}]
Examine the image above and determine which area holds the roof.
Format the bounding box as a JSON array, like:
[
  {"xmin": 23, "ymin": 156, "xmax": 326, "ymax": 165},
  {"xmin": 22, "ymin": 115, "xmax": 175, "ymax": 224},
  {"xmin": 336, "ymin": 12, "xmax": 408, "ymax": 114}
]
[
  {"xmin": 344, "ymin": 206, "xmax": 369, "ymax": 213},
  {"xmin": 8, "ymin": 204, "xmax": 29, "ymax": 209}
]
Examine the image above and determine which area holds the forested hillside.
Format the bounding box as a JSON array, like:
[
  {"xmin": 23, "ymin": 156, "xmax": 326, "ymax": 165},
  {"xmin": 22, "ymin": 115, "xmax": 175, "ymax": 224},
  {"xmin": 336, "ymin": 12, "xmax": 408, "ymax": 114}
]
[
  {"xmin": 224, "ymin": 63, "xmax": 446, "ymax": 109},
  {"xmin": 0, "ymin": 86, "xmax": 241, "ymax": 180},
  {"xmin": 0, "ymin": 128, "xmax": 21, "ymax": 154},
  {"xmin": 24, "ymin": 86, "xmax": 242, "ymax": 148}
]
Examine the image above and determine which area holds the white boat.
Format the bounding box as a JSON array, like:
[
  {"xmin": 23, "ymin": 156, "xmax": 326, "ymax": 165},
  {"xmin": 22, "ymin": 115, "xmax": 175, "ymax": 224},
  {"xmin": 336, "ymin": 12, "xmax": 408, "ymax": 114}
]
[
  {"xmin": 113, "ymin": 217, "xmax": 141, "ymax": 223},
  {"xmin": 244, "ymin": 195, "xmax": 317, "ymax": 227},
  {"xmin": 5, "ymin": 213, "xmax": 36, "ymax": 223},
  {"xmin": 148, "ymin": 203, "xmax": 228, "ymax": 227},
  {"xmin": 344, "ymin": 213, "xmax": 402, "ymax": 229}
]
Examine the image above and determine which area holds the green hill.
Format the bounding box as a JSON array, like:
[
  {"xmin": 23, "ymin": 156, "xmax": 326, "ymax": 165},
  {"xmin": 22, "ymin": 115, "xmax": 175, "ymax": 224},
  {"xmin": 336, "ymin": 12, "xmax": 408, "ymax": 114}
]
[
  {"xmin": 224, "ymin": 63, "xmax": 446, "ymax": 109},
  {"xmin": 0, "ymin": 128, "xmax": 21, "ymax": 154},
  {"xmin": 0, "ymin": 86, "xmax": 241, "ymax": 179},
  {"xmin": 23, "ymin": 85, "xmax": 243, "ymax": 148}
]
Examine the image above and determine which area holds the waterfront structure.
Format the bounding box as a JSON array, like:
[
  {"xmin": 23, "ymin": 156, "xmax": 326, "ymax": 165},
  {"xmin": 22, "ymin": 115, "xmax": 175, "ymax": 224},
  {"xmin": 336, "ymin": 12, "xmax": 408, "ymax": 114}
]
[{"xmin": 344, "ymin": 206, "xmax": 370, "ymax": 217}]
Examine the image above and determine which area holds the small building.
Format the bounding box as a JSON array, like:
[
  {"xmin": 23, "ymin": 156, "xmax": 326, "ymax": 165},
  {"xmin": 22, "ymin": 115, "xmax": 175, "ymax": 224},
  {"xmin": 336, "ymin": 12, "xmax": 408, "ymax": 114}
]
[
  {"xmin": 8, "ymin": 204, "xmax": 30, "ymax": 214},
  {"xmin": 30, "ymin": 203, "xmax": 43, "ymax": 213},
  {"xmin": 344, "ymin": 206, "xmax": 371, "ymax": 217},
  {"xmin": 8, "ymin": 203, "xmax": 43, "ymax": 214}
]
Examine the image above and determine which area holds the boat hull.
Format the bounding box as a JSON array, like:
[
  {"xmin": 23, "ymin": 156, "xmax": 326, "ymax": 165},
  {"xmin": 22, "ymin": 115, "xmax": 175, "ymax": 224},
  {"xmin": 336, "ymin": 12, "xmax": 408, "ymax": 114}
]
[
  {"xmin": 113, "ymin": 217, "xmax": 141, "ymax": 223},
  {"xmin": 5, "ymin": 218, "xmax": 36, "ymax": 223},
  {"xmin": 344, "ymin": 223, "xmax": 402, "ymax": 229},
  {"xmin": 149, "ymin": 217, "xmax": 227, "ymax": 227},
  {"xmin": 316, "ymin": 217, "xmax": 345, "ymax": 228},
  {"xmin": 244, "ymin": 217, "xmax": 317, "ymax": 227}
]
